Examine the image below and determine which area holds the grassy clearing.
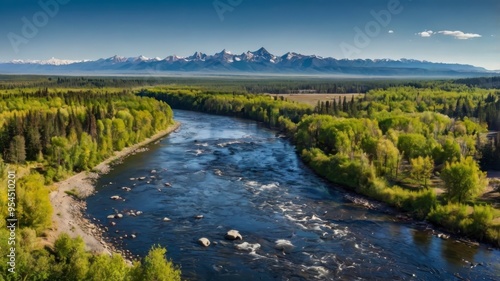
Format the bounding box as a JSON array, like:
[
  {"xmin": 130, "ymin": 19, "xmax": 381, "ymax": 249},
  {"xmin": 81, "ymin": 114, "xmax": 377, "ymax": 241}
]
[{"xmin": 269, "ymin": 93, "xmax": 364, "ymax": 106}]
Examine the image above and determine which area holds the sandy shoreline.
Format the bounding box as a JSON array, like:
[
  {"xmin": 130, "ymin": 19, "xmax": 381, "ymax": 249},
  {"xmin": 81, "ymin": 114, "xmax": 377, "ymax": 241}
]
[{"xmin": 46, "ymin": 122, "xmax": 181, "ymax": 256}]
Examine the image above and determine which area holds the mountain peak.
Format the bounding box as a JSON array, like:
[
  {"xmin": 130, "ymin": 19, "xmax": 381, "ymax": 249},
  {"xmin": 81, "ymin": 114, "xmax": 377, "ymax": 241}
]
[
  {"xmin": 253, "ymin": 47, "xmax": 271, "ymax": 56},
  {"xmin": 213, "ymin": 49, "xmax": 235, "ymax": 62},
  {"xmin": 190, "ymin": 51, "xmax": 207, "ymax": 61},
  {"xmin": 218, "ymin": 49, "xmax": 232, "ymax": 55},
  {"xmin": 107, "ymin": 55, "xmax": 127, "ymax": 63},
  {"xmin": 2, "ymin": 48, "xmax": 490, "ymax": 75}
]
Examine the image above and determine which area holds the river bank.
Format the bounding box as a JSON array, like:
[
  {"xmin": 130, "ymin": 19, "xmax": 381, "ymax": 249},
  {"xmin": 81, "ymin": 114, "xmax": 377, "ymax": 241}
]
[
  {"xmin": 85, "ymin": 109, "xmax": 500, "ymax": 280},
  {"xmin": 45, "ymin": 122, "xmax": 181, "ymax": 257}
]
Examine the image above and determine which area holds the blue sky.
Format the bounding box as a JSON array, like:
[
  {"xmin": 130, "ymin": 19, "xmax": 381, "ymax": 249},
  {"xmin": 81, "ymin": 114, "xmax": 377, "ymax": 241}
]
[{"xmin": 1, "ymin": 0, "xmax": 499, "ymax": 69}]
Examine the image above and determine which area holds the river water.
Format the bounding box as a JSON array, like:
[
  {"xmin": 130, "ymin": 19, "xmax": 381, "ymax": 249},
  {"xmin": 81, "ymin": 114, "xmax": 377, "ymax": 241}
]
[{"xmin": 86, "ymin": 110, "xmax": 499, "ymax": 281}]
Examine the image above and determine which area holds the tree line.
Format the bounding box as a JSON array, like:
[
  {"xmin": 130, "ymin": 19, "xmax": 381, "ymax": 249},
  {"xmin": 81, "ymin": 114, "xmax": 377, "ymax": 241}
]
[
  {"xmin": 0, "ymin": 88, "xmax": 180, "ymax": 280},
  {"xmin": 142, "ymin": 86, "xmax": 499, "ymax": 246},
  {"xmin": 0, "ymin": 89, "xmax": 173, "ymax": 182},
  {"xmin": 314, "ymin": 86, "xmax": 500, "ymax": 170}
]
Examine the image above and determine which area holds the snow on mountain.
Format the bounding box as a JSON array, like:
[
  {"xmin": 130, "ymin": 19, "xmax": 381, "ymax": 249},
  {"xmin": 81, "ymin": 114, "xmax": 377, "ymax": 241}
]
[
  {"xmin": 189, "ymin": 52, "xmax": 207, "ymax": 61},
  {"xmin": 249, "ymin": 47, "xmax": 277, "ymax": 63},
  {"xmin": 164, "ymin": 55, "xmax": 185, "ymax": 62},
  {"xmin": 1, "ymin": 48, "xmax": 493, "ymax": 76},
  {"xmin": 105, "ymin": 55, "xmax": 128, "ymax": 63},
  {"xmin": 213, "ymin": 49, "xmax": 235, "ymax": 63},
  {"xmin": 10, "ymin": 57, "xmax": 88, "ymax": 65}
]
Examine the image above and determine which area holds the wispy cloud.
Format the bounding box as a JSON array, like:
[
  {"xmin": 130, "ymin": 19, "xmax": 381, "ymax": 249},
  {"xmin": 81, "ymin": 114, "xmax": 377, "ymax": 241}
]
[
  {"xmin": 416, "ymin": 30, "xmax": 481, "ymax": 40},
  {"xmin": 438, "ymin": 30, "xmax": 481, "ymax": 40}
]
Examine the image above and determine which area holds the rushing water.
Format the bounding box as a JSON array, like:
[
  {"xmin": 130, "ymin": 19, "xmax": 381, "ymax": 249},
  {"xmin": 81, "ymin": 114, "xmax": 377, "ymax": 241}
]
[{"xmin": 86, "ymin": 110, "xmax": 499, "ymax": 281}]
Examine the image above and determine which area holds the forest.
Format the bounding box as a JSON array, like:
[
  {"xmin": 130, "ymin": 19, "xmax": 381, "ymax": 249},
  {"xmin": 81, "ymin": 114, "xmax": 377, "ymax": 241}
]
[
  {"xmin": 0, "ymin": 88, "xmax": 180, "ymax": 280},
  {"xmin": 2, "ymin": 74, "xmax": 498, "ymax": 95},
  {"xmin": 140, "ymin": 83, "xmax": 500, "ymax": 247},
  {"xmin": 0, "ymin": 76, "xmax": 499, "ymax": 280}
]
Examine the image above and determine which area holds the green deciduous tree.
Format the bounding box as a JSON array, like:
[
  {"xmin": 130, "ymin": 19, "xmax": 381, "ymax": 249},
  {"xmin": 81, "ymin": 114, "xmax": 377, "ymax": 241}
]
[
  {"xmin": 397, "ymin": 133, "xmax": 428, "ymax": 159},
  {"xmin": 88, "ymin": 254, "xmax": 129, "ymax": 281},
  {"xmin": 469, "ymin": 205, "xmax": 493, "ymax": 240},
  {"xmin": 441, "ymin": 157, "xmax": 488, "ymax": 203},
  {"xmin": 131, "ymin": 245, "xmax": 181, "ymax": 281},
  {"xmin": 375, "ymin": 138, "xmax": 400, "ymax": 178},
  {"xmin": 410, "ymin": 156, "xmax": 434, "ymax": 187},
  {"xmin": 53, "ymin": 234, "xmax": 90, "ymax": 280},
  {"xmin": 17, "ymin": 173, "xmax": 53, "ymax": 232}
]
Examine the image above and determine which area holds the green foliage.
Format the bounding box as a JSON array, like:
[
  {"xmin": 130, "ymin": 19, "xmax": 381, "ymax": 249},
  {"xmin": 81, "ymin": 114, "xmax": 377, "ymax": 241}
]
[
  {"xmin": 0, "ymin": 79, "xmax": 498, "ymax": 276},
  {"xmin": 131, "ymin": 245, "xmax": 181, "ymax": 281},
  {"xmin": 428, "ymin": 203, "xmax": 470, "ymax": 232},
  {"xmin": 17, "ymin": 173, "xmax": 53, "ymax": 232},
  {"xmin": 397, "ymin": 133, "xmax": 429, "ymax": 159},
  {"xmin": 53, "ymin": 234, "xmax": 90, "ymax": 280},
  {"xmin": 0, "ymin": 233, "xmax": 181, "ymax": 281},
  {"xmin": 143, "ymin": 86, "xmax": 499, "ymax": 246},
  {"xmin": 139, "ymin": 90, "xmax": 313, "ymax": 131},
  {"xmin": 441, "ymin": 157, "xmax": 488, "ymax": 203},
  {"xmin": 0, "ymin": 90, "xmax": 174, "ymax": 182},
  {"xmin": 434, "ymin": 136, "xmax": 462, "ymax": 164},
  {"xmin": 375, "ymin": 138, "xmax": 400, "ymax": 178},
  {"xmin": 410, "ymin": 156, "xmax": 434, "ymax": 187},
  {"xmin": 469, "ymin": 205, "xmax": 493, "ymax": 240},
  {"xmin": 302, "ymin": 148, "xmax": 376, "ymax": 192},
  {"xmin": 7, "ymin": 135, "xmax": 26, "ymax": 164},
  {"xmin": 87, "ymin": 254, "xmax": 129, "ymax": 281},
  {"xmin": 0, "ymin": 88, "xmax": 180, "ymax": 280},
  {"xmin": 428, "ymin": 203, "xmax": 494, "ymax": 240}
]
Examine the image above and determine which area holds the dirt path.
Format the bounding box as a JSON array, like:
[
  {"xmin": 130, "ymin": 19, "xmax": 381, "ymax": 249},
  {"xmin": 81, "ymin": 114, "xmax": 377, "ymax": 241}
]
[{"xmin": 45, "ymin": 122, "xmax": 180, "ymax": 255}]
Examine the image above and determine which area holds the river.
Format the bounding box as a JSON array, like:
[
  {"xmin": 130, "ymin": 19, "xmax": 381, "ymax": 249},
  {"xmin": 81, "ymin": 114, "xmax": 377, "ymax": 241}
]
[{"xmin": 86, "ymin": 110, "xmax": 499, "ymax": 281}]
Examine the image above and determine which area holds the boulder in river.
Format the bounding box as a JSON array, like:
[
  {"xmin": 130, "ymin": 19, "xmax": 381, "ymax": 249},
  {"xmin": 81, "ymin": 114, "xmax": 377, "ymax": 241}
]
[
  {"xmin": 151, "ymin": 169, "xmax": 157, "ymax": 174},
  {"xmin": 110, "ymin": 195, "xmax": 122, "ymax": 200},
  {"xmin": 198, "ymin": 238, "xmax": 210, "ymax": 247},
  {"xmin": 163, "ymin": 217, "xmax": 171, "ymax": 222},
  {"xmin": 115, "ymin": 213, "xmax": 123, "ymax": 219},
  {"xmin": 194, "ymin": 215, "xmax": 204, "ymax": 219},
  {"xmin": 225, "ymin": 230, "xmax": 242, "ymax": 240},
  {"xmin": 107, "ymin": 215, "xmax": 115, "ymax": 219},
  {"xmin": 164, "ymin": 182, "xmax": 172, "ymax": 187}
]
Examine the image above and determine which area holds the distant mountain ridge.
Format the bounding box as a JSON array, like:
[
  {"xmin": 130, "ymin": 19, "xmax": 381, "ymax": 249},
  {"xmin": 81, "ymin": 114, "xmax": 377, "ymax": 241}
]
[{"xmin": 1, "ymin": 47, "xmax": 497, "ymax": 77}]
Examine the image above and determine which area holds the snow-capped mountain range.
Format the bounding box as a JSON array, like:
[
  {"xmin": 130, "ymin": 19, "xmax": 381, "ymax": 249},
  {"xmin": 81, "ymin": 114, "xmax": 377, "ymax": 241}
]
[{"xmin": 1, "ymin": 48, "xmax": 496, "ymax": 77}]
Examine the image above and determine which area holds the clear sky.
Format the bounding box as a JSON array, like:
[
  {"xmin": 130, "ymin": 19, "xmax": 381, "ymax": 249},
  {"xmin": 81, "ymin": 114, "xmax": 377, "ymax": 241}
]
[{"xmin": 1, "ymin": 0, "xmax": 499, "ymax": 69}]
